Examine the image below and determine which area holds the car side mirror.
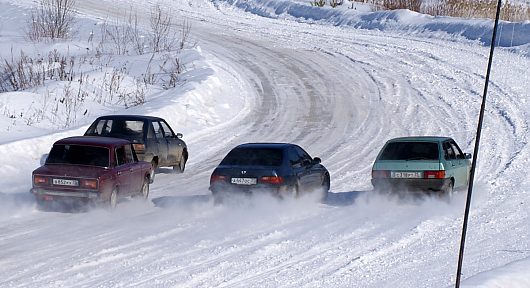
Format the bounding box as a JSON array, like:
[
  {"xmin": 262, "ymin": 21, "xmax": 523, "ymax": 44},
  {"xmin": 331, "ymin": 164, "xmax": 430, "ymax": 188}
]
[
  {"xmin": 464, "ymin": 153, "xmax": 472, "ymax": 159},
  {"xmin": 176, "ymin": 133, "xmax": 183, "ymax": 139},
  {"xmin": 312, "ymin": 157, "xmax": 321, "ymax": 165}
]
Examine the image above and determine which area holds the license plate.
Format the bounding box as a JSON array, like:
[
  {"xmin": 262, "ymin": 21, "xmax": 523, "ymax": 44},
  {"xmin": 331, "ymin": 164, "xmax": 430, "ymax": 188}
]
[
  {"xmin": 391, "ymin": 172, "xmax": 422, "ymax": 179},
  {"xmin": 52, "ymin": 178, "xmax": 79, "ymax": 186},
  {"xmin": 231, "ymin": 178, "xmax": 257, "ymax": 185}
]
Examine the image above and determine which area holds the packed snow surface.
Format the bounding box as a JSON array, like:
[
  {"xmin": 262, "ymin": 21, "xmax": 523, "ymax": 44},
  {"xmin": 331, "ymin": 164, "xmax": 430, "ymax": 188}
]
[{"xmin": 0, "ymin": 0, "xmax": 529, "ymax": 287}]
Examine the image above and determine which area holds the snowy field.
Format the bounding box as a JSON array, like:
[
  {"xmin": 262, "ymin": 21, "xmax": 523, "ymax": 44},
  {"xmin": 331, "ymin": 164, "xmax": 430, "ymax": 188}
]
[{"xmin": 0, "ymin": 0, "xmax": 529, "ymax": 287}]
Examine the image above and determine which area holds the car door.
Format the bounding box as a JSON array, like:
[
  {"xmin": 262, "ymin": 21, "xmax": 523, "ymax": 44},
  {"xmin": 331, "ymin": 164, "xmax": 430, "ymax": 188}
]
[
  {"xmin": 124, "ymin": 143, "xmax": 143, "ymax": 192},
  {"xmin": 294, "ymin": 146, "xmax": 321, "ymax": 191},
  {"xmin": 442, "ymin": 140, "xmax": 467, "ymax": 188},
  {"xmin": 159, "ymin": 120, "xmax": 183, "ymax": 166},
  {"xmin": 450, "ymin": 140, "xmax": 471, "ymax": 188},
  {"xmin": 114, "ymin": 145, "xmax": 134, "ymax": 195},
  {"xmin": 287, "ymin": 147, "xmax": 309, "ymax": 190},
  {"xmin": 152, "ymin": 121, "xmax": 169, "ymax": 166}
]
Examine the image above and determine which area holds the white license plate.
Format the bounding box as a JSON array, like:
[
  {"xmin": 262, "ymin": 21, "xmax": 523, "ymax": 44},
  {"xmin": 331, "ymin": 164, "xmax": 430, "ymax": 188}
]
[
  {"xmin": 231, "ymin": 178, "xmax": 257, "ymax": 185},
  {"xmin": 391, "ymin": 172, "xmax": 422, "ymax": 179},
  {"xmin": 52, "ymin": 178, "xmax": 79, "ymax": 186}
]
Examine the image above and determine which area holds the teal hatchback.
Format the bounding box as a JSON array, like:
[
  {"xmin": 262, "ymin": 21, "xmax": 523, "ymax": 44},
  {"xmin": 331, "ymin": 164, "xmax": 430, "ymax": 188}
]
[{"xmin": 371, "ymin": 137, "xmax": 472, "ymax": 196}]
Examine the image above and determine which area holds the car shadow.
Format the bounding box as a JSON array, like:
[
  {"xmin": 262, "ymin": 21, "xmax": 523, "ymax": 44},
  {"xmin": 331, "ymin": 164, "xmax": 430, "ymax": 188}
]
[
  {"xmin": 323, "ymin": 190, "xmax": 366, "ymax": 207},
  {"xmin": 154, "ymin": 167, "xmax": 177, "ymax": 175},
  {"xmin": 151, "ymin": 195, "xmax": 211, "ymax": 208}
]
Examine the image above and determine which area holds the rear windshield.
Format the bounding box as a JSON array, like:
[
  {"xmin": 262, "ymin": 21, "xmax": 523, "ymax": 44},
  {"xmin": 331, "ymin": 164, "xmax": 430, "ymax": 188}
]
[
  {"xmin": 46, "ymin": 144, "xmax": 110, "ymax": 167},
  {"xmin": 379, "ymin": 142, "xmax": 439, "ymax": 161},
  {"xmin": 220, "ymin": 148, "xmax": 283, "ymax": 166},
  {"xmin": 85, "ymin": 119, "xmax": 144, "ymax": 140}
]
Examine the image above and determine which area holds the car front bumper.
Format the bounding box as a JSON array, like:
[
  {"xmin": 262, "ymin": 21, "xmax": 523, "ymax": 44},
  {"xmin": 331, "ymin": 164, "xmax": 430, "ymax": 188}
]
[{"xmin": 371, "ymin": 178, "xmax": 451, "ymax": 192}]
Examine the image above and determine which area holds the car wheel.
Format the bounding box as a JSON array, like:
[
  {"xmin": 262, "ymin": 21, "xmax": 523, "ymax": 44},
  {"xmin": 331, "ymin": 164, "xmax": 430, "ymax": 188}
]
[
  {"xmin": 321, "ymin": 174, "xmax": 330, "ymax": 202},
  {"xmin": 173, "ymin": 158, "xmax": 186, "ymax": 173},
  {"xmin": 150, "ymin": 160, "xmax": 157, "ymax": 182},
  {"xmin": 140, "ymin": 178, "xmax": 150, "ymax": 199},
  {"xmin": 442, "ymin": 180, "xmax": 454, "ymax": 202},
  {"xmin": 291, "ymin": 184, "xmax": 300, "ymax": 198},
  {"xmin": 109, "ymin": 188, "xmax": 118, "ymax": 209}
]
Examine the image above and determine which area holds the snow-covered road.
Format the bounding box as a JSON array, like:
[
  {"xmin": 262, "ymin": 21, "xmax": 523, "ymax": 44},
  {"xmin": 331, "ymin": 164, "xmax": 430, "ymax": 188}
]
[{"xmin": 0, "ymin": 0, "xmax": 529, "ymax": 287}]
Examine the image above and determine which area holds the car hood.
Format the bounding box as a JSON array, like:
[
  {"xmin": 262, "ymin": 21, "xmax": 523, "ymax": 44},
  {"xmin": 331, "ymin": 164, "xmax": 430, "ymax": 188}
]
[{"xmin": 33, "ymin": 165, "xmax": 108, "ymax": 178}]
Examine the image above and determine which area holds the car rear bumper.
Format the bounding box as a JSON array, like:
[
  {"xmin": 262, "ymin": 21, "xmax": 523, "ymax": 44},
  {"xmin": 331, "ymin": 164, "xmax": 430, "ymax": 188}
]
[
  {"xmin": 210, "ymin": 183, "xmax": 287, "ymax": 198},
  {"xmin": 31, "ymin": 188, "xmax": 101, "ymax": 201},
  {"xmin": 371, "ymin": 178, "xmax": 450, "ymax": 192}
]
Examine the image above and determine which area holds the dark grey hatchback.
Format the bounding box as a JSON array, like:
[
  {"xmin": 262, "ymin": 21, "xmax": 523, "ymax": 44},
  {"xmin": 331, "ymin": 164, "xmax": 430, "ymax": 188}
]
[
  {"xmin": 84, "ymin": 115, "xmax": 187, "ymax": 177},
  {"xmin": 209, "ymin": 143, "xmax": 330, "ymax": 203}
]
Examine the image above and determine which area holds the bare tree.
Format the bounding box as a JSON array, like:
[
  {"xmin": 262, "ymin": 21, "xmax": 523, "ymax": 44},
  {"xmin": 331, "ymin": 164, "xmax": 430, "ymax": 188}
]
[
  {"xmin": 27, "ymin": 0, "xmax": 77, "ymax": 41},
  {"xmin": 150, "ymin": 4, "xmax": 172, "ymax": 53}
]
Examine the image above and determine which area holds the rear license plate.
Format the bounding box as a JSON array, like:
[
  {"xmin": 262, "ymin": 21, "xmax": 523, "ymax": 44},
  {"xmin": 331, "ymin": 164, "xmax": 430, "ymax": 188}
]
[
  {"xmin": 52, "ymin": 178, "xmax": 79, "ymax": 186},
  {"xmin": 231, "ymin": 178, "xmax": 257, "ymax": 185},
  {"xmin": 391, "ymin": 172, "xmax": 422, "ymax": 179},
  {"xmin": 43, "ymin": 195, "xmax": 53, "ymax": 201}
]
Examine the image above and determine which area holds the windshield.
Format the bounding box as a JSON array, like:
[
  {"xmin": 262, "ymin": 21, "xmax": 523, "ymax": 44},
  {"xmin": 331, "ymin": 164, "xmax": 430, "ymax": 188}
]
[
  {"xmin": 86, "ymin": 119, "xmax": 144, "ymax": 140},
  {"xmin": 220, "ymin": 148, "xmax": 283, "ymax": 166},
  {"xmin": 46, "ymin": 144, "xmax": 110, "ymax": 167},
  {"xmin": 379, "ymin": 142, "xmax": 439, "ymax": 161}
]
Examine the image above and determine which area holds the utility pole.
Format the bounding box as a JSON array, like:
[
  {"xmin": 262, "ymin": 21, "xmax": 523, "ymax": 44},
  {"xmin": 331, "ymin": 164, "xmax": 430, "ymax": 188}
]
[{"xmin": 455, "ymin": 0, "xmax": 503, "ymax": 287}]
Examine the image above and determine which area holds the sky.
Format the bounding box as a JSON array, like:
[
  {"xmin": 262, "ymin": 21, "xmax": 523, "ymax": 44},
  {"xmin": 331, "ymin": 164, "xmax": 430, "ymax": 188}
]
[{"xmin": 0, "ymin": 0, "xmax": 529, "ymax": 287}]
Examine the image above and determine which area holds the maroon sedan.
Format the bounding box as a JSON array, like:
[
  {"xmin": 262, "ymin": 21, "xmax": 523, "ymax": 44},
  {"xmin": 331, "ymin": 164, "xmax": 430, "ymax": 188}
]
[{"xmin": 31, "ymin": 136, "xmax": 153, "ymax": 209}]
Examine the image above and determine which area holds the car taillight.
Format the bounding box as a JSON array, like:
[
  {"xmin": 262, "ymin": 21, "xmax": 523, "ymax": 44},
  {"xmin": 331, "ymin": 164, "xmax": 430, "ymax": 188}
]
[
  {"xmin": 372, "ymin": 170, "xmax": 390, "ymax": 178},
  {"xmin": 133, "ymin": 143, "xmax": 145, "ymax": 153},
  {"xmin": 260, "ymin": 176, "xmax": 284, "ymax": 184},
  {"xmin": 210, "ymin": 174, "xmax": 227, "ymax": 185},
  {"xmin": 33, "ymin": 175, "xmax": 48, "ymax": 185},
  {"xmin": 81, "ymin": 179, "xmax": 98, "ymax": 190},
  {"xmin": 424, "ymin": 170, "xmax": 445, "ymax": 179}
]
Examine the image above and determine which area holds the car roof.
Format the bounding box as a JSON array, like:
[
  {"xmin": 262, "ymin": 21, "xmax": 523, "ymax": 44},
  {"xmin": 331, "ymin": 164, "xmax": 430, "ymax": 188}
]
[
  {"xmin": 54, "ymin": 136, "xmax": 130, "ymax": 148},
  {"xmin": 93, "ymin": 114, "xmax": 163, "ymax": 121},
  {"xmin": 234, "ymin": 143, "xmax": 294, "ymax": 150},
  {"xmin": 386, "ymin": 136, "xmax": 453, "ymax": 143}
]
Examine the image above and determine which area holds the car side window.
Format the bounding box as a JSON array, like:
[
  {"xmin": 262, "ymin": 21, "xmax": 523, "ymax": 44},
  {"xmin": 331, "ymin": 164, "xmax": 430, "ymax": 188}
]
[
  {"xmin": 295, "ymin": 146, "xmax": 312, "ymax": 165},
  {"xmin": 450, "ymin": 141, "xmax": 464, "ymax": 159},
  {"xmin": 146, "ymin": 123, "xmax": 155, "ymax": 139},
  {"xmin": 124, "ymin": 144, "xmax": 135, "ymax": 163},
  {"xmin": 94, "ymin": 120, "xmax": 112, "ymax": 135},
  {"xmin": 287, "ymin": 147, "xmax": 302, "ymax": 166},
  {"xmin": 115, "ymin": 146, "xmax": 127, "ymax": 166},
  {"xmin": 152, "ymin": 122, "xmax": 164, "ymax": 140},
  {"xmin": 443, "ymin": 142, "xmax": 456, "ymax": 160},
  {"xmin": 159, "ymin": 121, "xmax": 175, "ymax": 138}
]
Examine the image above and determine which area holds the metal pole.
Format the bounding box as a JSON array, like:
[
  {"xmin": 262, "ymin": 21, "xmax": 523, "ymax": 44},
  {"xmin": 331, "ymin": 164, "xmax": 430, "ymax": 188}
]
[{"xmin": 455, "ymin": 0, "xmax": 503, "ymax": 287}]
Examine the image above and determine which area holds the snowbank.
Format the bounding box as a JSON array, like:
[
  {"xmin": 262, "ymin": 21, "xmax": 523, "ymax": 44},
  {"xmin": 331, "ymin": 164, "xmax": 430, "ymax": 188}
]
[
  {"xmin": 214, "ymin": 0, "xmax": 530, "ymax": 49},
  {"xmin": 460, "ymin": 256, "xmax": 530, "ymax": 288}
]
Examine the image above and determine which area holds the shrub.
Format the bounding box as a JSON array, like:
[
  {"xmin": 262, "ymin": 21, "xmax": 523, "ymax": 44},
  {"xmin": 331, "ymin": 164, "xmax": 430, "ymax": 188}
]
[
  {"xmin": 310, "ymin": 0, "xmax": 326, "ymax": 7},
  {"xmin": 27, "ymin": 0, "xmax": 77, "ymax": 41}
]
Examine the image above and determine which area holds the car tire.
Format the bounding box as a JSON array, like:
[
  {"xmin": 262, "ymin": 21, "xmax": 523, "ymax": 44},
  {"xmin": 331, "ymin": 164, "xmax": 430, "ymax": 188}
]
[
  {"xmin": 140, "ymin": 178, "xmax": 149, "ymax": 200},
  {"xmin": 173, "ymin": 158, "xmax": 186, "ymax": 173},
  {"xmin": 150, "ymin": 160, "xmax": 157, "ymax": 182},
  {"xmin": 442, "ymin": 180, "xmax": 454, "ymax": 202},
  {"xmin": 291, "ymin": 184, "xmax": 300, "ymax": 198},
  {"xmin": 109, "ymin": 188, "xmax": 118, "ymax": 209},
  {"xmin": 321, "ymin": 174, "xmax": 330, "ymax": 202}
]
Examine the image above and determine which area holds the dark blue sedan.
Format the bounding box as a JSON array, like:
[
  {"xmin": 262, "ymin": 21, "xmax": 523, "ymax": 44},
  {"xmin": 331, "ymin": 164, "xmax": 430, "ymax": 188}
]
[{"xmin": 209, "ymin": 143, "xmax": 330, "ymax": 203}]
